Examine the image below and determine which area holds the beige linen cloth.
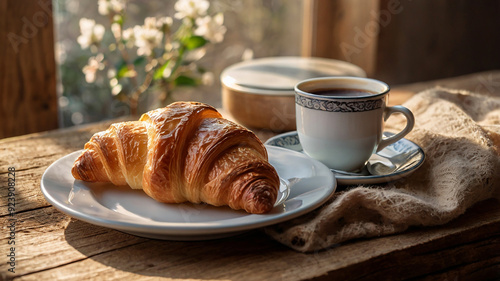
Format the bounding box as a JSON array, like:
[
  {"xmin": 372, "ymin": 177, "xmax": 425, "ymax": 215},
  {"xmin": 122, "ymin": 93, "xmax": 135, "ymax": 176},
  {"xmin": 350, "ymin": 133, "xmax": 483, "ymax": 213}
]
[{"xmin": 266, "ymin": 87, "xmax": 500, "ymax": 252}]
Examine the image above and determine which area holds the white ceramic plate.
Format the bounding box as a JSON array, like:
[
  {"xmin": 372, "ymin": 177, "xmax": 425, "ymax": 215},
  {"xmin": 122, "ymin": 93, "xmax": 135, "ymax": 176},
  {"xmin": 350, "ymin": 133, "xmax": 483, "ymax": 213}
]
[
  {"xmin": 41, "ymin": 146, "xmax": 336, "ymax": 240},
  {"xmin": 265, "ymin": 131, "xmax": 425, "ymax": 185}
]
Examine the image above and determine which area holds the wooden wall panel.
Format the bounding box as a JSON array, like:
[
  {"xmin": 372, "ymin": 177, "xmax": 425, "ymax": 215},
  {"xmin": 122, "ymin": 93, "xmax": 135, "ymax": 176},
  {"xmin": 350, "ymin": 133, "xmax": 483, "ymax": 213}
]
[
  {"xmin": 303, "ymin": 0, "xmax": 500, "ymax": 85},
  {"xmin": 302, "ymin": 0, "xmax": 380, "ymax": 76},
  {"xmin": 0, "ymin": 0, "xmax": 58, "ymax": 139},
  {"xmin": 375, "ymin": 0, "xmax": 500, "ymax": 84}
]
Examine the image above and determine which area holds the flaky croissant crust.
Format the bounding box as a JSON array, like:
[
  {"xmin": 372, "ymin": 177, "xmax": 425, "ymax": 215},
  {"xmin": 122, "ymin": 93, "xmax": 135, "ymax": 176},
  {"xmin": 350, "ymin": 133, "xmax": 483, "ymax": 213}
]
[{"xmin": 71, "ymin": 102, "xmax": 280, "ymax": 214}]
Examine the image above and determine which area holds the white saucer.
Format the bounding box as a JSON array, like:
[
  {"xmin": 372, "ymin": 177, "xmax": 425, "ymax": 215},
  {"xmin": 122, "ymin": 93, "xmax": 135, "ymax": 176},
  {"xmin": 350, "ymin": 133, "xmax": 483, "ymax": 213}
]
[
  {"xmin": 265, "ymin": 131, "xmax": 425, "ymax": 185},
  {"xmin": 41, "ymin": 146, "xmax": 336, "ymax": 240}
]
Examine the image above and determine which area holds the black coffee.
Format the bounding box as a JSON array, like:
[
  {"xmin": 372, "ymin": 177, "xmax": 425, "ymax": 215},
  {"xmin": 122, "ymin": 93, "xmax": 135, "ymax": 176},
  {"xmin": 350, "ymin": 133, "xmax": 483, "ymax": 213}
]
[{"xmin": 311, "ymin": 88, "xmax": 375, "ymax": 97}]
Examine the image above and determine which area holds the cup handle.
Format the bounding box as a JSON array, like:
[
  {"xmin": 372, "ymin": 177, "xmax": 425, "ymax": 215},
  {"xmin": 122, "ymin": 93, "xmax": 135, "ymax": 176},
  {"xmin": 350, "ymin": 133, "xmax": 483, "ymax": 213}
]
[{"xmin": 376, "ymin": 105, "xmax": 415, "ymax": 152}]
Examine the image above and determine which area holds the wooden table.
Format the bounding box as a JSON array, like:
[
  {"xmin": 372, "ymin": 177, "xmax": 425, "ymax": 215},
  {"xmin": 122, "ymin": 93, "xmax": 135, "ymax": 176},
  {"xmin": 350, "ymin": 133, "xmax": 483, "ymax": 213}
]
[{"xmin": 2, "ymin": 71, "xmax": 500, "ymax": 280}]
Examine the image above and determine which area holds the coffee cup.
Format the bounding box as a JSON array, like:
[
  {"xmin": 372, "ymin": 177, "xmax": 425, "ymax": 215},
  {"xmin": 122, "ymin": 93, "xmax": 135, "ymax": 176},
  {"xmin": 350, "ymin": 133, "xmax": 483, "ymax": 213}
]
[{"xmin": 294, "ymin": 76, "xmax": 414, "ymax": 172}]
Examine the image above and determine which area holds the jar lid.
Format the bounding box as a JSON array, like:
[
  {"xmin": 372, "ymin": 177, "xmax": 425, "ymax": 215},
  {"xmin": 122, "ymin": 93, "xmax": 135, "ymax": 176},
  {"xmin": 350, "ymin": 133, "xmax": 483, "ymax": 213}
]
[{"xmin": 221, "ymin": 56, "xmax": 366, "ymax": 95}]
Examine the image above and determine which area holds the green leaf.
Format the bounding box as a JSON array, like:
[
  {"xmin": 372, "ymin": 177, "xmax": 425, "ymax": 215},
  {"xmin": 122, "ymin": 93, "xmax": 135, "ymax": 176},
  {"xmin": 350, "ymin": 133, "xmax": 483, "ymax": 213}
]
[
  {"xmin": 133, "ymin": 56, "xmax": 146, "ymax": 66},
  {"xmin": 113, "ymin": 14, "xmax": 123, "ymax": 25},
  {"xmin": 154, "ymin": 62, "xmax": 169, "ymax": 80},
  {"xmin": 184, "ymin": 36, "xmax": 207, "ymax": 50},
  {"xmin": 117, "ymin": 64, "xmax": 128, "ymax": 79},
  {"xmin": 115, "ymin": 60, "xmax": 127, "ymax": 78},
  {"xmin": 174, "ymin": 75, "xmax": 198, "ymax": 87},
  {"xmin": 117, "ymin": 65, "xmax": 136, "ymax": 78}
]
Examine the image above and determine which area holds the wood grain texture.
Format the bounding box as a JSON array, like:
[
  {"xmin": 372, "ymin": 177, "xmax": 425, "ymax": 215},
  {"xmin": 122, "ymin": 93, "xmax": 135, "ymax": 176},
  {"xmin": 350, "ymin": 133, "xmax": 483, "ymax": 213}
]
[
  {"xmin": 2, "ymin": 191, "xmax": 500, "ymax": 280},
  {"xmin": 1, "ymin": 130, "xmax": 500, "ymax": 280},
  {"xmin": 302, "ymin": 0, "xmax": 380, "ymax": 76},
  {"xmin": 375, "ymin": 0, "xmax": 500, "ymax": 85},
  {"xmin": 387, "ymin": 70, "xmax": 500, "ymax": 106},
  {"xmin": 0, "ymin": 0, "xmax": 58, "ymax": 139},
  {"xmin": 0, "ymin": 120, "xmax": 123, "ymax": 218},
  {"xmin": 303, "ymin": 0, "xmax": 500, "ymax": 85},
  {"xmin": 1, "ymin": 76, "xmax": 500, "ymax": 280},
  {"xmin": 393, "ymin": 70, "xmax": 500, "ymax": 96}
]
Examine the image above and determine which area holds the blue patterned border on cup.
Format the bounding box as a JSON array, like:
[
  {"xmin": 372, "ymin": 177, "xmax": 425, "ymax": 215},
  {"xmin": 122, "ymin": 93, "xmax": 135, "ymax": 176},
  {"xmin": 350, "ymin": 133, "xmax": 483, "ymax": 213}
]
[
  {"xmin": 295, "ymin": 95, "xmax": 384, "ymax": 112},
  {"xmin": 265, "ymin": 134, "xmax": 300, "ymax": 149}
]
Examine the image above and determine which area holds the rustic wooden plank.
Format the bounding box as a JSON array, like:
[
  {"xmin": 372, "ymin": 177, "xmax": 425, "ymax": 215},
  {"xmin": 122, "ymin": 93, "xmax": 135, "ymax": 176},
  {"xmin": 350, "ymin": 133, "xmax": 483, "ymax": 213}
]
[
  {"xmin": 384, "ymin": 70, "xmax": 500, "ymax": 108},
  {"xmin": 0, "ymin": 0, "xmax": 58, "ymax": 138},
  {"xmin": 3, "ymin": 197, "xmax": 499, "ymax": 280},
  {"xmin": 419, "ymin": 258, "xmax": 500, "ymax": 281},
  {"xmin": 1, "ymin": 73, "xmax": 499, "ymax": 280},
  {"xmin": 393, "ymin": 70, "xmax": 500, "ymax": 97},
  {"xmin": 0, "ymin": 113, "xmax": 273, "ymax": 220},
  {"xmin": 0, "ymin": 115, "xmax": 274, "ymax": 218},
  {"xmin": 314, "ymin": 200, "xmax": 500, "ymax": 280},
  {"xmin": 0, "ymin": 206, "xmax": 146, "ymax": 279},
  {"xmin": 0, "ymin": 118, "xmax": 132, "ymax": 214}
]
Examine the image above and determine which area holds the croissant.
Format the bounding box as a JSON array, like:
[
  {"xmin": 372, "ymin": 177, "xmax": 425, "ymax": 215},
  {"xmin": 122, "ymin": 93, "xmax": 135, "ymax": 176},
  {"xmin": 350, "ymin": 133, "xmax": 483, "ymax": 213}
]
[{"xmin": 71, "ymin": 101, "xmax": 280, "ymax": 214}]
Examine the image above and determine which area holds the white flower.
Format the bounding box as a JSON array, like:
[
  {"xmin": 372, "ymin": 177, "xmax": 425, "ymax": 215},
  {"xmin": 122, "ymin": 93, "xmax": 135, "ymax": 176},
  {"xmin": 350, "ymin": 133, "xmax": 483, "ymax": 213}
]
[
  {"xmin": 202, "ymin": 72, "xmax": 214, "ymax": 86},
  {"xmin": 98, "ymin": 0, "xmax": 126, "ymax": 16},
  {"xmin": 144, "ymin": 17, "xmax": 157, "ymax": 29},
  {"xmin": 111, "ymin": 23, "xmax": 121, "ymax": 39},
  {"xmin": 162, "ymin": 64, "xmax": 173, "ymax": 78},
  {"xmin": 107, "ymin": 68, "xmax": 116, "ymax": 78},
  {"xmin": 174, "ymin": 0, "xmax": 209, "ymax": 19},
  {"xmin": 58, "ymin": 96, "xmax": 69, "ymax": 108},
  {"xmin": 133, "ymin": 17, "xmax": 164, "ymax": 56},
  {"xmin": 156, "ymin": 16, "xmax": 173, "ymax": 29},
  {"xmin": 71, "ymin": 112, "xmax": 84, "ymax": 125},
  {"xmin": 77, "ymin": 18, "xmax": 105, "ymax": 49},
  {"xmin": 111, "ymin": 84, "xmax": 122, "ymax": 96},
  {"xmin": 182, "ymin": 17, "xmax": 194, "ymax": 28},
  {"xmin": 82, "ymin": 54, "xmax": 105, "ymax": 83},
  {"xmin": 55, "ymin": 41, "xmax": 68, "ymax": 64},
  {"xmin": 194, "ymin": 13, "xmax": 226, "ymax": 43},
  {"xmin": 242, "ymin": 48, "xmax": 254, "ymax": 61},
  {"xmin": 156, "ymin": 17, "xmax": 174, "ymax": 28},
  {"xmin": 122, "ymin": 27, "xmax": 135, "ymax": 47},
  {"xmin": 185, "ymin": 47, "xmax": 206, "ymax": 61}
]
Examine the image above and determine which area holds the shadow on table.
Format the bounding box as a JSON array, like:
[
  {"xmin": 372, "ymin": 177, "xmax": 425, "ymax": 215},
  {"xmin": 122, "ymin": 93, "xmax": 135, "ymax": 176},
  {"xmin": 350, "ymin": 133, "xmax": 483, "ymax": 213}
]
[{"xmin": 64, "ymin": 219, "xmax": 296, "ymax": 280}]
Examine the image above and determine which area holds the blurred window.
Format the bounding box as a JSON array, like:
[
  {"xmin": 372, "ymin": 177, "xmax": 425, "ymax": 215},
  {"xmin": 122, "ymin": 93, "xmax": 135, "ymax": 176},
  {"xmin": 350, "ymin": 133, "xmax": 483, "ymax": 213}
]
[{"xmin": 54, "ymin": 0, "xmax": 303, "ymax": 126}]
